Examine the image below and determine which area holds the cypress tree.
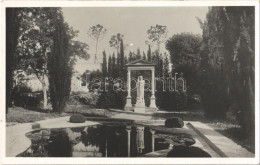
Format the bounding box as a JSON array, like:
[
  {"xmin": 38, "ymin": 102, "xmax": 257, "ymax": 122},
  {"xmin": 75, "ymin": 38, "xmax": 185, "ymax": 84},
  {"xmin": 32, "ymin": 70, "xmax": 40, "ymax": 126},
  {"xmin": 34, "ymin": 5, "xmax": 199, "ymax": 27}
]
[
  {"xmin": 108, "ymin": 55, "xmax": 112, "ymax": 77},
  {"xmin": 102, "ymin": 51, "xmax": 107, "ymax": 77},
  {"xmin": 120, "ymin": 39, "xmax": 125, "ymax": 70},
  {"xmin": 142, "ymin": 51, "xmax": 147, "ymax": 60},
  {"xmin": 147, "ymin": 45, "xmax": 152, "ymax": 61},
  {"xmin": 112, "ymin": 53, "xmax": 116, "ymax": 78},
  {"xmin": 48, "ymin": 13, "xmax": 71, "ymax": 113},
  {"xmin": 128, "ymin": 51, "xmax": 133, "ymax": 62},
  {"xmin": 164, "ymin": 56, "xmax": 170, "ymax": 78},
  {"xmin": 136, "ymin": 48, "xmax": 141, "ymax": 59},
  {"xmin": 6, "ymin": 8, "xmax": 20, "ymax": 113}
]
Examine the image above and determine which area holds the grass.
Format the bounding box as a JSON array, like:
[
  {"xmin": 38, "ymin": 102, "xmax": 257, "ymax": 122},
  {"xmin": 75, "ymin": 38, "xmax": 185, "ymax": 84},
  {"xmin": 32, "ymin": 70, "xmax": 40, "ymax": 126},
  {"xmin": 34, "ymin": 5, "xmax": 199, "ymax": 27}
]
[
  {"xmin": 64, "ymin": 105, "xmax": 117, "ymax": 117},
  {"xmin": 152, "ymin": 110, "xmax": 254, "ymax": 153},
  {"xmin": 207, "ymin": 122, "xmax": 255, "ymax": 153},
  {"xmin": 6, "ymin": 105, "xmax": 116, "ymax": 126},
  {"xmin": 6, "ymin": 107, "xmax": 69, "ymax": 126}
]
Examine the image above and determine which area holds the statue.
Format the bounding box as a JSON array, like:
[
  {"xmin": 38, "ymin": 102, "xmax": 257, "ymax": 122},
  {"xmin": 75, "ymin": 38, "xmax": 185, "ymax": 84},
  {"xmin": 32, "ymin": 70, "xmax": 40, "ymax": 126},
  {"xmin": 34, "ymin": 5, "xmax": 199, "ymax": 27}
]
[{"xmin": 134, "ymin": 76, "xmax": 146, "ymax": 113}]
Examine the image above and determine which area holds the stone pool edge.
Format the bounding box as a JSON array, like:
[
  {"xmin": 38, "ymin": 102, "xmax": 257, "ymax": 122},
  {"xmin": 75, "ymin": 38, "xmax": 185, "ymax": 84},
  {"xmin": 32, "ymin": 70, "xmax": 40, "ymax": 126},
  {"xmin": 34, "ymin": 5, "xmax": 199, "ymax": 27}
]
[{"xmin": 6, "ymin": 116, "xmax": 100, "ymax": 157}]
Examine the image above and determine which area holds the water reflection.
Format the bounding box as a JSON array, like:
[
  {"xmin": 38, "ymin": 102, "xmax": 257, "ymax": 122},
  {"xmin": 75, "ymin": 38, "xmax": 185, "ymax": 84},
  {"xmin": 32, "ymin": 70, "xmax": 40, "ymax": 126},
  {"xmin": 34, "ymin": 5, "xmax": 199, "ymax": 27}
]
[
  {"xmin": 136, "ymin": 126, "xmax": 145, "ymax": 154},
  {"xmin": 24, "ymin": 125, "xmax": 198, "ymax": 157}
]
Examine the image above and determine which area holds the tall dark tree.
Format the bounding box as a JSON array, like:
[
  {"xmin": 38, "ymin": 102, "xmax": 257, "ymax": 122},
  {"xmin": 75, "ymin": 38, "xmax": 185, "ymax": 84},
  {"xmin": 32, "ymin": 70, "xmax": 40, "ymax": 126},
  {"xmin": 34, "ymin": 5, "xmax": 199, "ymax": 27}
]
[
  {"xmin": 136, "ymin": 48, "xmax": 141, "ymax": 60},
  {"xmin": 142, "ymin": 51, "xmax": 147, "ymax": 60},
  {"xmin": 199, "ymin": 7, "xmax": 255, "ymax": 134},
  {"xmin": 119, "ymin": 38, "xmax": 125, "ymax": 78},
  {"xmin": 128, "ymin": 51, "xmax": 133, "ymax": 62},
  {"xmin": 166, "ymin": 33, "xmax": 202, "ymax": 66},
  {"xmin": 163, "ymin": 56, "xmax": 170, "ymax": 77},
  {"xmin": 166, "ymin": 33, "xmax": 202, "ymax": 96},
  {"xmin": 6, "ymin": 8, "xmax": 21, "ymax": 113},
  {"xmin": 47, "ymin": 12, "xmax": 71, "ymax": 113},
  {"xmin": 111, "ymin": 53, "xmax": 116, "ymax": 78},
  {"xmin": 102, "ymin": 51, "xmax": 107, "ymax": 77},
  {"xmin": 147, "ymin": 44, "xmax": 152, "ymax": 61},
  {"xmin": 107, "ymin": 55, "xmax": 112, "ymax": 77},
  {"xmin": 120, "ymin": 39, "xmax": 125, "ymax": 69}
]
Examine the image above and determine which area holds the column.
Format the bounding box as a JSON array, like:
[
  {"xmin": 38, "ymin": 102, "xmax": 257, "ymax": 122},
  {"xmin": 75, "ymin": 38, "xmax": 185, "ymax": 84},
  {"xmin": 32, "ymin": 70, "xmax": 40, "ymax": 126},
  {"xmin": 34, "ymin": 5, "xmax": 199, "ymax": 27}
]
[
  {"xmin": 126, "ymin": 126, "xmax": 131, "ymax": 157},
  {"xmin": 150, "ymin": 130, "xmax": 155, "ymax": 152},
  {"xmin": 125, "ymin": 69, "xmax": 132, "ymax": 110},
  {"xmin": 150, "ymin": 69, "xmax": 157, "ymax": 108}
]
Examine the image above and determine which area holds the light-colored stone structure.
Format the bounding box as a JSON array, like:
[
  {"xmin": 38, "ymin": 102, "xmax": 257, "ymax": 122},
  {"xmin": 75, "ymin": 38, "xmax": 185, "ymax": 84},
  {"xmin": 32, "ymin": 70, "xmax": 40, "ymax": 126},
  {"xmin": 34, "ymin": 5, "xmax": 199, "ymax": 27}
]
[{"xmin": 124, "ymin": 59, "xmax": 157, "ymax": 112}]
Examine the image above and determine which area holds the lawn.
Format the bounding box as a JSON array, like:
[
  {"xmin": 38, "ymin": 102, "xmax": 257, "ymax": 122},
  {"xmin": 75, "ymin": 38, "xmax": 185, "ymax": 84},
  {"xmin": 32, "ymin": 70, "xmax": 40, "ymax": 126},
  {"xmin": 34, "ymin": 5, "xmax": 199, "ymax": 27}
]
[
  {"xmin": 6, "ymin": 107, "xmax": 69, "ymax": 126},
  {"xmin": 152, "ymin": 111, "xmax": 254, "ymax": 153},
  {"xmin": 6, "ymin": 105, "xmax": 116, "ymax": 126}
]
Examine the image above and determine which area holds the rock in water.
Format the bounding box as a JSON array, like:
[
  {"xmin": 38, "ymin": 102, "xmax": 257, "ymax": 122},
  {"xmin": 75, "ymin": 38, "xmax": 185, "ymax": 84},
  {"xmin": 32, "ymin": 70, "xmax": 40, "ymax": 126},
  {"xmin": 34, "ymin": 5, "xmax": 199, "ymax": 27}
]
[
  {"xmin": 69, "ymin": 114, "xmax": 85, "ymax": 123},
  {"xmin": 165, "ymin": 117, "xmax": 184, "ymax": 128}
]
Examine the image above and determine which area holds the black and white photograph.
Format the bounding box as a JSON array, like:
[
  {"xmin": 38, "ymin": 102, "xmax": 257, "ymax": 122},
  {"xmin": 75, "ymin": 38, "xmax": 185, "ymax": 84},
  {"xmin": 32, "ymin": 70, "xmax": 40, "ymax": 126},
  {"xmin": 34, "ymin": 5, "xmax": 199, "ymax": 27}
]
[{"xmin": 0, "ymin": 1, "xmax": 259, "ymax": 164}]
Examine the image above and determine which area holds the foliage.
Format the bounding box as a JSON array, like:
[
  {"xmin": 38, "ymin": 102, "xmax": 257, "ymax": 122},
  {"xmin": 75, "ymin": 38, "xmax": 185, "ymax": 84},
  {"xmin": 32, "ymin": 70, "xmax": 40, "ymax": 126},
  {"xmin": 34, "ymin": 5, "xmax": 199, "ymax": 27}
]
[
  {"xmin": 88, "ymin": 24, "xmax": 107, "ymax": 63},
  {"xmin": 47, "ymin": 11, "xmax": 71, "ymax": 113},
  {"xmin": 166, "ymin": 33, "xmax": 202, "ymax": 96},
  {"xmin": 109, "ymin": 33, "xmax": 124, "ymax": 54},
  {"xmin": 102, "ymin": 51, "xmax": 107, "ymax": 77},
  {"xmin": 68, "ymin": 92, "xmax": 100, "ymax": 107},
  {"xmin": 12, "ymin": 86, "xmax": 44, "ymax": 108},
  {"xmin": 147, "ymin": 45, "xmax": 152, "ymax": 61},
  {"xmin": 147, "ymin": 24, "xmax": 168, "ymax": 53},
  {"xmin": 6, "ymin": 8, "xmax": 21, "ymax": 113},
  {"xmin": 65, "ymin": 105, "xmax": 114, "ymax": 117},
  {"xmin": 11, "ymin": 8, "xmax": 88, "ymax": 110},
  {"xmin": 96, "ymin": 91, "xmax": 126, "ymax": 109},
  {"xmin": 199, "ymin": 7, "xmax": 255, "ymax": 134},
  {"xmin": 15, "ymin": 8, "xmax": 56, "ymax": 110}
]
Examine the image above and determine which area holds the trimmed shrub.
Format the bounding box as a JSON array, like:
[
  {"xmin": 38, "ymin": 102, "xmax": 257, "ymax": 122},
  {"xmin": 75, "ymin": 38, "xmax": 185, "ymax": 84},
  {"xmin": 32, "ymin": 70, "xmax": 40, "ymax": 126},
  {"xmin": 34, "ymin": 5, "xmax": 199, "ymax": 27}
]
[
  {"xmin": 165, "ymin": 117, "xmax": 184, "ymax": 128},
  {"xmin": 69, "ymin": 114, "xmax": 85, "ymax": 123},
  {"xmin": 167, "ymin": 146, "xmax": 211, "ymax": 157}
]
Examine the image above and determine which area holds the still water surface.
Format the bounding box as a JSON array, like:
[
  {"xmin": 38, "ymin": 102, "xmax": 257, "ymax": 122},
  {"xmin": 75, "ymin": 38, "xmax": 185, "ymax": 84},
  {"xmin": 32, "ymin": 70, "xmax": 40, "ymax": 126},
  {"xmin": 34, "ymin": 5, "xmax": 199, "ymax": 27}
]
[{"xmin": 23, "ymin": 124, "xmax": 197, "ymax": 157}]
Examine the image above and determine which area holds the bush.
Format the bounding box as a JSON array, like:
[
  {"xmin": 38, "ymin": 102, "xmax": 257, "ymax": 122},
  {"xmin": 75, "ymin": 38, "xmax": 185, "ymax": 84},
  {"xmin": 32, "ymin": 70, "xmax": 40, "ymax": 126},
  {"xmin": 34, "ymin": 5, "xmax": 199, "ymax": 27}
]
[
  {"xmin": 69, "ymin": 114, "xmax": 85, "ymax": 123},
  {"xmin": 96, "ymin": 91, "xmax": 126, "ymax": 109},
  {"xmin": 11, "ymin": 85, "xmax": 43, "ymax": 108},
  {"xmin": 167, "ymin": 146, "xmax": 211, "ymax": 157},
  {"xmin": 165, "ymin": 117, "xmax": 184, "ymax": 128},
  {"xmin": 68, "ymin": 92, "xmax": 100, "ymax": 107}
]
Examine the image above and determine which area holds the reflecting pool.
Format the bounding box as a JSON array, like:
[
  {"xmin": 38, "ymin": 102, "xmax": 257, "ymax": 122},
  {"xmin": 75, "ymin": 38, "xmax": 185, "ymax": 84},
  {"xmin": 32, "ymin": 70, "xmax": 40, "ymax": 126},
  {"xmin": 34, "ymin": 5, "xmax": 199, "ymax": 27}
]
[{"xmin": 21, "ymin": 124, "xmax": 203, "ymax": 157}]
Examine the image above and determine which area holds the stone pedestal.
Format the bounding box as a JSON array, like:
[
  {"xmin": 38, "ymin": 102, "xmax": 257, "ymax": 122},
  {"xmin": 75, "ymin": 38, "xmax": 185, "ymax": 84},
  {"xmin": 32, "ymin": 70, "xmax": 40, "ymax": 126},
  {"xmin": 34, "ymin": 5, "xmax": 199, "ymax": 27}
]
[
  {"xmin": 150, "ymin": 96, "xmax": 157, "ymax": 109},
  {"xmin": 124, "ymin": 96, "xmax": 132, "ymax": 111}
]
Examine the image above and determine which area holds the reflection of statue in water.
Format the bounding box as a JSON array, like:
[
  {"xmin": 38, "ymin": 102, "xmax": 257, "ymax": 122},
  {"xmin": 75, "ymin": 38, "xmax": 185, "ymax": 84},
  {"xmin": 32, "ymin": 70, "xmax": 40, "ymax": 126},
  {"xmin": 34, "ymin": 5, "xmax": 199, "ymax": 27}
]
[
  {"xmin": 136, "ymin": 126, "xmax": 145, "ymax": 154},
  {"xmin": 134, "ymin": 76, "xmax": 145, "ymax": 113}
]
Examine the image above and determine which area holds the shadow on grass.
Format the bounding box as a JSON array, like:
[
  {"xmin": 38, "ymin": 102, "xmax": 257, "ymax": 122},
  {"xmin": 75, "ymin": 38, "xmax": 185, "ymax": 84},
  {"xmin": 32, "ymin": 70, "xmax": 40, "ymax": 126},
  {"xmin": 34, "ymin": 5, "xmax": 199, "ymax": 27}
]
[{"xmin": 217, "ymin": 127, "xmax": 255, "ymax": 153}]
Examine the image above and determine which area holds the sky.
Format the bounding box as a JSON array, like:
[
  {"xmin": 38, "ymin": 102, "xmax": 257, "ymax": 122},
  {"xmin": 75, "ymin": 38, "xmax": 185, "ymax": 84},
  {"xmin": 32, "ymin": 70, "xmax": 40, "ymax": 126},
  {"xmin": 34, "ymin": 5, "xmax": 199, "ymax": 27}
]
[{"xmin": 62, "ymin": 7, "xmax": 208, "ymax": 73}]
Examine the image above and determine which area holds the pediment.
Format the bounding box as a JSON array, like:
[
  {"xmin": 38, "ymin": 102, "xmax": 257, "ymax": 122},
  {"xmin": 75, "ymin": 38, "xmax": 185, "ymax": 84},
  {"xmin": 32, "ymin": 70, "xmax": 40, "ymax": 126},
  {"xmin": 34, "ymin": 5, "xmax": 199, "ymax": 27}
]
[{"xmin": 126, "ymin": 59, "xmax": 155, "ymax": 66}]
